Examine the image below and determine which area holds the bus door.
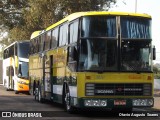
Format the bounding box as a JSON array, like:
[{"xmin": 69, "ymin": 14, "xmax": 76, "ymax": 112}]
[
  {"xmin": 42, "ymin": 53, "xmax": 52, "ymax": 99},
  {"xmin": 8, "ymin": 66, "xmax": 14, "ymax": 90},
  {"xmin": 10, "ymin": 66, "xmax": 14, "ymax": 89},
  {"xmin": 50, "ymin": 55, "xmax": 53, "ymax": 99}
]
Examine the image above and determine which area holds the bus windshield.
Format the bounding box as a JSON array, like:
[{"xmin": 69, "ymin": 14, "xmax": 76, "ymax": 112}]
[
  {"xmin": 81, "ymin": 16, "xmax": 116, "ymax": 37},
  {"xmin": 121, "ymin": 16, "xmax": 151, "ymax": 39},
  {"xmin": 79, "ymin": 15, "xmax": 152, "ymax": 72},
  {"xmin": 121, "ymin": 40, "xmax": 151, "ymax": 71},
  {"xmin": 120, "ymin": 16, "xmax": 152, "ymax": 72},
  {"xmin": 18, "ymin": 61, "xmax": 28, "ymax": 79},
  {"xmin": 79, "ymin": 16, "xmax": 118, "ymax": 72},
  {"xmin": 18, "ymin": 42, "xmax": 29, "ymax": 58},
  {"xmin": 79, "ymin": 39, "xmax": 118, "ymax": 72}
]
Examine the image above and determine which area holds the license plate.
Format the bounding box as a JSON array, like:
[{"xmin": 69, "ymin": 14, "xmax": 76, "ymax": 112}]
[{"xmin": 114, "ymin": 100, "xmax": 126, "ymax": 106}]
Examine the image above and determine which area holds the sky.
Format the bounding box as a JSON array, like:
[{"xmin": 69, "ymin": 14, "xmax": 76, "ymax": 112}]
[
  {"xmin": 1, "ymin": 0, "xmax": 160, "ymax": 63},
  {"xmin": 109, "ymin": 0, "xmax": 160, "ymax": 63}
]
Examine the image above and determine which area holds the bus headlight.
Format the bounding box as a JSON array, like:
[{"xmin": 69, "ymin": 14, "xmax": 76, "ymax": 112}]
[
  {"xmin": 18, "ymin": 81, "xmax": 25, "ymax": 84},
  {"xmin": 17, "ymin": 81, "xmax": 28, "ymax": 85},
  {"xmin": 84, "ymin": 99, "xmax": 107, "ymax": 107},
  {"xmin": 132, "ymin": 99, "xmax": 153, "ymax": 106}
]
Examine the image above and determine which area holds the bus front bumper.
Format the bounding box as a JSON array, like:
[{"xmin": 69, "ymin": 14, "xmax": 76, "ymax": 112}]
[{"xmin": 76, "ymin": 98, "xmax": 154, "ymax": 109}]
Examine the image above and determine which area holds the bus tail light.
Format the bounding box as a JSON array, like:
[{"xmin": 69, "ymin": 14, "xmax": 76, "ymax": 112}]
[
  {"xmin": 86, "ymin": 76, "xmax": 91, "ymax": 80},
  {"xmin": 147, "ymin": 76, "xmax": 152, "ymax": 80}
]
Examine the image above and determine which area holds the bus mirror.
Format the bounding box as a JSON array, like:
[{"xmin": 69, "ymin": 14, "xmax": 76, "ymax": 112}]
[
  {"xmin": 18, "ymin": 73, "xmax": 22, "ymax": 77},
  {"xmin": 153, "ymin": 46, "xmax": 156, "ymax": 60},
  {"xmin": 18, "ymin": 64, "xmax": 22, "ymax": 77}
]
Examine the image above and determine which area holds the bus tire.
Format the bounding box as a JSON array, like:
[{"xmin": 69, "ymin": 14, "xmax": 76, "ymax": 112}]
[
  {"xmin": 38, "ymin": 86, "xmax": 43, "ymax": 103},
  {"xmin": 15, "ymin": 90, "xmax": 19, "ymax": 94},
  {"xmin": 6, "ymin": 88, "xmax": 9, "ymax": 91},
  {"xmin": 26, "ymin": 91, "xmax": 31, "ymax": 95},
  {"xmin": 34, "ymin": 87, "xmax": 38, "ymax": 101},
  {"xmin": 28, "ymin": 89, "xmax": 32, "ymax": 95},
  {"xmin": 64, "ymin": 86, "xmax": 74, "ymax": 113}
]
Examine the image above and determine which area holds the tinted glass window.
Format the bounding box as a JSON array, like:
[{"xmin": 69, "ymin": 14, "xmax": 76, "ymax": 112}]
[
  {"xmin": 40, "ymin": 35, "xmax": 44, "ymax": 51},
  {"xmin": 70, "ymin": 20, "xmax": 79, "ymax": 43},
  {"xmin": 59, "ymin": 23, "xmax": 68, "ymax": 46},
  {"xmin": 30, "ymin": 40, "xmax": 34, "ymax": 54},
  {"xmin": 121, "ymin": 40, "xmax": 151, "ymax": 71},
  {"xmin": 45, "ymin": 31, "xmax": 51, "ymax": 50},
  {"xmin": 51, "ymin": 27, "xmax": 58, "ymax": 48},
  {"xmin": 18, "ymin": 42, "xmax": 29, "ymax": 58},
  {"xmin": 79, "ymin": 39, "xmax": 118, "ymax": 71},
  {"xmin": 121, "ymin": 17, "xmax": 151, "ymax": 39},
  {"xmin": 81, "ymin": 16, "xmax": 116, "ymax": 37}
]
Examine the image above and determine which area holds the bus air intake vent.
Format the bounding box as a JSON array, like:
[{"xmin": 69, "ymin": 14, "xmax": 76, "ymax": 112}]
[{"xmin": 85, "ymin": 83, "xmax": 152, "ymax": 96}]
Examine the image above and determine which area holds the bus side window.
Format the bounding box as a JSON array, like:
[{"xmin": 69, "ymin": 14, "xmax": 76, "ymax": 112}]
[
  {"xmin": 59, "ymin": 23, "xmax": 68, "ymax": 46},
  {"xmin": 68, "ymin": 46, "xmax": 78, "ymax": 72},
  {"xmin": 38, "ymin": 36, "xmax": 42, "ymax": 52},
  {"xmin": 40, "ymin": 35, "xmax": 44, "ymax": 52},
  {"xmin": 36, "ymin": 38, "xmax": 39, "ymax": 53},
  {"xmin": 29, "ymin": 41, "xmax": 33, "ymax": 54},
  {"xmin": 15, "ymin": 44, "xmax": 17, "ymax": 56},
  {"xmin": 45, "ymin": 31, "xmax": 51, "ymax": 50},
  {"xmin": 69, "ymin": 19, "xmax": 79, "ymax": 44},
  {"xmin": 10, "ymin": 66, "xmax": 14, "ymax": 76},
  {"xmin": 51, "ymin": 27, "xmax": 58, "ymax": 49},
  {"xmin": 9, "ymin": 45, "xmax": 14, "ymax": 57},
  {"xmin": 34, "ymin": 39, "xmax": 38, "ymax": 53},
  {"xmin": 3, "ymin": 49, "xmax": 8, "ymax": 59}
]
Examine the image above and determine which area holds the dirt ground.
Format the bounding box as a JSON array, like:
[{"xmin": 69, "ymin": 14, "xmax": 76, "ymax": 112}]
[{"xmin": 153, "ymin": 89, "xmax": 160, "ymax": 110}]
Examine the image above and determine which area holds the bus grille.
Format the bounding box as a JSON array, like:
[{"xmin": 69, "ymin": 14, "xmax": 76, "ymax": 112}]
[{"xmin": 85, "ymin": 83, "xmax": 152, "ymax": 96}]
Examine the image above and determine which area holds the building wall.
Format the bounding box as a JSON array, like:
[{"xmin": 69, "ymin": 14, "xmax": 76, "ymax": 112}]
[{"xmin": 0, "ymin": 60, "xmax": 3, "ymax": 84}]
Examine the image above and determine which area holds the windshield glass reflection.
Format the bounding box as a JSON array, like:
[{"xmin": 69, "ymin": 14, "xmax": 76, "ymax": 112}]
[
  {"xmin": 121, "ymin": 40, "xmax": 151, "ymax": 71},
  {"xmin": 18, "ymin": 61, "xmax": 28, "ymax": 79},
  {"xmin": 79, "ymin": 39, "xmax": 118, "ymax": 72}
]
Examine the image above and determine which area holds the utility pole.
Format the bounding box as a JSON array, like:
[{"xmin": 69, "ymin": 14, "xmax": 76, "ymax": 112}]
[{"xmin": 135, "ymin": 0, "xmax": 137, "ymax": 13}]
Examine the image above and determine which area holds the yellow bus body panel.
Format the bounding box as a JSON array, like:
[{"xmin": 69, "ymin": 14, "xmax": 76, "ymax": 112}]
[
  {"xmin": 77, "ymin": 72, "xmax": 154, "ymax": 98},
  {"xmin": 17, "ymin": 78, "xmax": 29, "ymax": 91}
]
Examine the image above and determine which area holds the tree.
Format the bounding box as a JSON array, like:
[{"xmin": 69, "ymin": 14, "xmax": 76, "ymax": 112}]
[
  {"xmin": 153, "ymin": 65, "xmax": 159, "ymax": 74},
  {"xmin": 0, "ymin": 0, "xmax": 29, "ymax": 29},
  {"xmin": 0, "ymin": 0, "xmax": 117, "ymax": 45},
  {"xmin": 0, "ymin": 0, "xmax": 29, "ymax": 45}
]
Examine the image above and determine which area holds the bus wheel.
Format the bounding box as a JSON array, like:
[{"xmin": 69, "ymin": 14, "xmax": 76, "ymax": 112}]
[
  {"xmin": 38, "ymin": 86, "xmax": 43, "ymax": 103},
  {"xmin": 34, "ymin": 87, "xmax": 38, "ymax": 101},
  {"xmin": 6, "ymin": 88, "xmax": 10, "ymax": 91},
  {"xmin": 15, "ymin": 91, "xmax": 19, "ymax": 94},
  {"xmin": 64, "ymin": 90, "xmax": 74, "ymax": 113},
  {"xmin": 26, "ymin": 91, "xmax": 30, "ymax": 95}
]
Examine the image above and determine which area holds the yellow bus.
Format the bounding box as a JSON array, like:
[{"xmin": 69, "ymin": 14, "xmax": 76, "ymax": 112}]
[
  {"xmin": 3, "ymin": 41, "xmax": 30, "ymax": 94},
  {"xmin": 29, "ymin": 11, "xmax": 156, "ymax": 112}
]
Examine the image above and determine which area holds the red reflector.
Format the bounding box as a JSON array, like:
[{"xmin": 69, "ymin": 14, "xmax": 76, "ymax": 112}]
[
  {"xmin": 86, "ymin": 76, "xmax": 91, "ymax": 79},
  {"xmin": 114, "ymin": 100, "xmax": 126, "ymax": 106},
  {"xmin": 147, "ymin": 76, "xmax": 152, "ymax": 80}
]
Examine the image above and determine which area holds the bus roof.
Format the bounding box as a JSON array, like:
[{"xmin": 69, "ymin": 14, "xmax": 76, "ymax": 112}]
[
  {"xmin": 30, "ymin": 30, "xmax": 42, "ymax": 39},
  {"xmin": 31, "ymin": 11, "xmax": 151, "ymax": 39},
  {"xmin": 3, "ymin": 40, "xmax": 29, "ymax": 51},
  {"xmin": 46, "ymin": 11, "xmax": 151, "ymax": 31}
]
